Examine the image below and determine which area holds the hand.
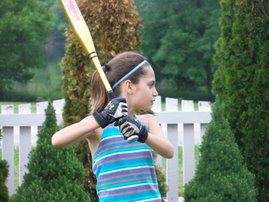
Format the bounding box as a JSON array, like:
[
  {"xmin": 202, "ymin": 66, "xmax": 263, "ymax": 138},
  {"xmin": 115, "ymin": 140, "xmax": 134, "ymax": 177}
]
[
  {"xmin": 93, "ymin": 97, "xmax": 128, "ymax": 128},
  {"xmin": 116, "ymin": 115, "xmax": 148, "ymax": 143}
]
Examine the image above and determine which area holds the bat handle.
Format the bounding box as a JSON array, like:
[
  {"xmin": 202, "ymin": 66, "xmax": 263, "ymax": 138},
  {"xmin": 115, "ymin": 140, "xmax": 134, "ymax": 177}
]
[
  {"xmin": 107, "ymin": 90, "xmax": 115, "ymax": 100},
  {"xmin": 127, "ymin": 135, "xmax": 139, "ymax": 143},
  {"xmin": 109, "ymin": 90, "xmax": 137, "ymax": 143}
]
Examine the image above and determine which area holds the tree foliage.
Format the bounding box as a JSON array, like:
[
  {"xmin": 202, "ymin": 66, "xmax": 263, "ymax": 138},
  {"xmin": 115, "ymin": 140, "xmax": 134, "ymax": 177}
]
[
  {"xmin": 10, "ymin": 102, "xmax": 89, "ymax": 202},
  {"xmin": 60, "ymin": 0, "xmax": 141, "ymax": 200},
  {"xmin": 185, "ymin": 98, "xmax": 257, "ymax": 202},
  {"xmin": 0, "ymin": 160, "xmax": 9, "ymax": 202},
  {"xmin": 0, "ymin": 130, "xmax": 9, "ymax": 202},
  {"xmin": 136, "ymin": 0, "xmax": 219, "ymax": 100},
  {"xmin": 0, "ymin": 0, "xmax": 53, "ymax": 93},
  {"xmin": 213, "ymin": 0, "xmax": 269, "ymax": 201}
]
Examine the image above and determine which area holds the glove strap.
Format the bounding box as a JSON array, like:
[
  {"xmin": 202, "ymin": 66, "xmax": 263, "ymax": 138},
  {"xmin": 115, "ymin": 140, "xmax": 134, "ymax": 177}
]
[
  {"xmin": 93, "ymin": 112, "xmax": 107, "ymax": 128},
  {"xmin": 139, "ymin": 132, "xmax": 148, "ymax": 143}
]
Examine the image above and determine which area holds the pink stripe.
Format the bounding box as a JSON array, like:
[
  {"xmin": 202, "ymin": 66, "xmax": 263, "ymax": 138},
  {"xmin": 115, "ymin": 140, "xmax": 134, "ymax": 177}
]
[
  {"xmin": 99, "ymin": 185, "xmax": 159, "ymax": 198},
  {"xmin": 95, "ymin": 137, "xmax": 124, "ymax": 156},
  {"xmin": 98, "ymin": 167, "xmax": 155, "ymax": 181},
  {"xmin": 100, "ymin": 176, "xmax": 154, "ymax": 187},
  {"xmin": 93, "ymin": 151, "xmax": 151, "ymax": 172},
  {"xmin": 98, "ymin": 171, "xmax": 154, "ymax": 182}
]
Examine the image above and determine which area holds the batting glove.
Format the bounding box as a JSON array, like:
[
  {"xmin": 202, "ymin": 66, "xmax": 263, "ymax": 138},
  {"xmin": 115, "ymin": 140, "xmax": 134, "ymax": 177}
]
[
  {"xmin": 93, "ymin": 97, "xmax": 128, "ymax": 128},
  {"xmin": 115, "ymin": 115, "xmax": 148, "ymax": 143}
]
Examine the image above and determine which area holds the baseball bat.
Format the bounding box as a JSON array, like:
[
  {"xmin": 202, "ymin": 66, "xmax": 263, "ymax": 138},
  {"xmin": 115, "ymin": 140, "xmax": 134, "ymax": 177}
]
[{"xmin": 60, "ymin": 0, "xmax": 138, "ymax": 143}]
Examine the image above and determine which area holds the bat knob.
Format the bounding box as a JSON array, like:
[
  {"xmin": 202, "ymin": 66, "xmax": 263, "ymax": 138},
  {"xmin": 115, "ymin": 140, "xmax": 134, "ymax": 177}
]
[{"xmin": 127, "ymin": 135, "xmax": 139, "ymax": 144}]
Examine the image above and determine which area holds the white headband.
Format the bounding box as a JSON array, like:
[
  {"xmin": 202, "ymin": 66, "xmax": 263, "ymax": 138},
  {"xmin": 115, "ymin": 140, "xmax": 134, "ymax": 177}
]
[{"xmin": 112, "ymin": 60, "xmax": 148, "ymax": 90}]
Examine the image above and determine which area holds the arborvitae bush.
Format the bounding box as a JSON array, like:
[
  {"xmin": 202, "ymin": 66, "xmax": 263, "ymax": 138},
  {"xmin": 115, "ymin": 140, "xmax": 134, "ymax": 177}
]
[
  {"xmin": 213, "ymin": 1, "xmax": 269, "ymax": 200},
  {"xmin": 184, "ymin": 98, "xmax": 257, "ymax": 202},
  {"xmin": 10, "ymin": 102, "xmax": 89, "ymax": 202},
  {"xmin": 0, "ymin": 158, "xmax": 9, "ymax": 202}
]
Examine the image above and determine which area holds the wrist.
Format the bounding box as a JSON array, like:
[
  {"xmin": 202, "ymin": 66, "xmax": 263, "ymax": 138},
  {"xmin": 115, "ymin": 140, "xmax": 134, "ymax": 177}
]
[
  {"xmin": 138, "ymin": 130, "xmax": 148, "ymax": 143},
  {"xmin": 93, "ymin": 112, "xmax": 107, "ymax": 128}
]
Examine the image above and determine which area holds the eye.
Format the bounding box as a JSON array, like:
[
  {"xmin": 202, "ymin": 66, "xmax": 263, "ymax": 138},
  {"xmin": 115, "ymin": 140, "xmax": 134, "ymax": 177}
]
[{"xmin": 148, "ymin": 81, "xmax": 156, "ymax": 88}]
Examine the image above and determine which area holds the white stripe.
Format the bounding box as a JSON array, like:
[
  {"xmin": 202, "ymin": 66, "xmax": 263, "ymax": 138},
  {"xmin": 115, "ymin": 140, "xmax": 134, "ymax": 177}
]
[
  {"xmin": 101, "ymin": 134, "xmax": 122, "ymax": 142},
  {"xmin": 99, "ymin": 165, "xmax": 155, "ymax": 176},
  {"xmin": 99, "ymin": 182, "xmax": 158, "ymax": 192},
  {"xmin": 137, "ymin": 197, "xmax": 161, "ymax": 202}
]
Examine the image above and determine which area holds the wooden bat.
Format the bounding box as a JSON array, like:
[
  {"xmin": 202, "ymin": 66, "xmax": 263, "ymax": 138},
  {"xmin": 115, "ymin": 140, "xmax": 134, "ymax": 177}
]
[
  {"xmin": 60, "ymin": 0, "xmax": 138, "ymax": 143},
  {"xmin": 60, "ymin": 0, "xmax": 115, "ymax": 99}
]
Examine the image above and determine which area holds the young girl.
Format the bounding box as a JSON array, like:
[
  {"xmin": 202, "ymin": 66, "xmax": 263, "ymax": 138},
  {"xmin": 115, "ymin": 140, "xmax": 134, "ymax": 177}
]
[{"xmin": 52, "ymin": 51, "xmax": 174, "ymax": 202}]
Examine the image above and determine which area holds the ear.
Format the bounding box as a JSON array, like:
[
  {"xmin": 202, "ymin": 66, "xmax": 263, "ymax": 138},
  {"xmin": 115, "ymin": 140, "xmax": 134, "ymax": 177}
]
[{"xmin": 122, "ymin": 80, "xmax": 135, "ymax": 95}]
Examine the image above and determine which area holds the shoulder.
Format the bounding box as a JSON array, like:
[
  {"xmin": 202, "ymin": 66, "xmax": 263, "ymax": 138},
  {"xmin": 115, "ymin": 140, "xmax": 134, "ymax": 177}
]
[{"xmin": 137, "ymin": 114, "xmax": 158, "ymax": 126}]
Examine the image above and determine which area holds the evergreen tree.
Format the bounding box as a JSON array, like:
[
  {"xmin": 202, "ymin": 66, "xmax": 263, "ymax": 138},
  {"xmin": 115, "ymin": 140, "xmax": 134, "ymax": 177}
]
[
  {"xmin": 10, "ymin": 102, "xmax": 89, "ymax": 202},
  {"xmin": 184, "ymin": 98, "xmax": 256, "ymax": 201},
  {"xmin": 0, "ymin": 160, "xmax": 9, "ymax": 202},
  {"xmin": 0, "ymin": 130, "xmax": 9, "ymax": 202},
  {"xmin": 213, "ymin": 0, "xmax": 269, "ymax": 200},
  {"xmin": 0, "ymin": 0, "xmax": 53, "ymax": 93}
]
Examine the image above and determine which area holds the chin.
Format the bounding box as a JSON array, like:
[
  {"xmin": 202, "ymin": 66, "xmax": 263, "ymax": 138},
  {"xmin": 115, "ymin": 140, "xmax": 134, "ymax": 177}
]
[{"xmin": 141, "ymin": 107, "xmax": 152, "ymax": 114}]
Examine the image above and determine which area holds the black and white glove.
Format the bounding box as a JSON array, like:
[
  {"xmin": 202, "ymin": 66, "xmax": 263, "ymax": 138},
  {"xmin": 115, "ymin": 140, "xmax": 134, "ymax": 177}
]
[
  {"xmin": 115, "ymin": 115, "xmax": 148, "ymax": 143},
  {"xmin": 93, "ymin": 97, "xmax": 128, "ymax": 128}
]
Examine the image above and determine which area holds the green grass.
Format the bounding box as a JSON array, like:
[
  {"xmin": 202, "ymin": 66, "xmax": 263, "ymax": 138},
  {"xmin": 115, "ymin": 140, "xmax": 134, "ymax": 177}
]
[
  {"xmin": 14, "ymin": 147, "xmax": 19, "ymax": 189},
  {"xmin": 1, "ymin": 60, "xmax": 63, "ymax": 102}
]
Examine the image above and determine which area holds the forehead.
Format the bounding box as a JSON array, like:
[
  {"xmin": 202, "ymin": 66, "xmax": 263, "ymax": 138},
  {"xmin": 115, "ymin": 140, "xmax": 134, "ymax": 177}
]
[{"xmin": 142, "ymin": 65, "xmax": 155, "ymax": 79}]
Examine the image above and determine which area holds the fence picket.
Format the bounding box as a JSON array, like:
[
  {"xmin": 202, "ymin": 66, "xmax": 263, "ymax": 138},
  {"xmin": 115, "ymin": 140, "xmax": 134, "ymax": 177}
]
[
  {"xmin": 183, "ymin": 123, "xmax": 195, "ymax": 185},
  {"xmin": 167, "ymin": 124, "xmax": 179, "ymax": 202},
  {"xmin": 36, "ymin": 101, "xmax": 48, "ymax": 114},
  {"xmin": 18, "ymin": 104, "xmax": 32, "ymax": 186},
  {"xmin": 1, "ymin": 105, "xmax": 15, "ymax": 194}
]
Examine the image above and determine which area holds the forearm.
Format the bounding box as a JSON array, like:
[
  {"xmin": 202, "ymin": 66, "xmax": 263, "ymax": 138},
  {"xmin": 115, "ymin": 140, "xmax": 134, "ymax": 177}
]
[
  {"xmin": 145, "ymin": 133, "xmax": 174, "ymax": 159},
  {"xmin": 51, "ymin": 116, "xmax": 99, "ymax": 147}
]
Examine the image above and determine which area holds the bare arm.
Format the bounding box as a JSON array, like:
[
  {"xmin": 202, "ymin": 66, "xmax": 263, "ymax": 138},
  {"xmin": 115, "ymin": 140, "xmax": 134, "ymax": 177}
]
[
  {"xmin": 51, "ymin": 115, "xmax": 99, "ymax": 147},
  {"xmin": 143, "ymin": 115, "xmax": 174, "ymax": 159}
]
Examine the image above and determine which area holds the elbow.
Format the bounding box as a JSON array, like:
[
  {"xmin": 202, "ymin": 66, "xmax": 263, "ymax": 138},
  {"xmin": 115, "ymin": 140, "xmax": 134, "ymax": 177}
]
[
  {"xmin": 164, "ymin": 144, "xmax": 174, "ymax": 159},
  {"xmin": 166, "ymin": 148, "xmax": 174, "ymax": 159},
  {"xmin": 51, "ymin": 134, "xmax": 62, "ymax": 148}
]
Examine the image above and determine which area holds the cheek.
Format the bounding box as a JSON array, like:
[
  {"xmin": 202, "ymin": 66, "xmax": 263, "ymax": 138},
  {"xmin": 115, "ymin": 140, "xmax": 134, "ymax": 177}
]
[{"xmin": 136, "ymin": 85, "xmax": 150, "ymax": 98}]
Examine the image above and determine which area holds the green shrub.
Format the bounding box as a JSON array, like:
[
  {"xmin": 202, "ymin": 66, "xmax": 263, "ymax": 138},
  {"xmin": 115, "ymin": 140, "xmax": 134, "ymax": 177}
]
[
  {"xmin": 213, "ymin": 1, "xmax": 269, "ymax": 200},
  {"xmin": 0, "ymin": 129, "xmax": 9, "ymax": 202},
  {"xmin": 184, "ymin": 98, "xmax": 257, "ymax": 202},
  {"xmin": 10, "ymin": 101, "xmax": 89, "ymax": 202},
  {"xmin": 0, "ymin": 160, "xmax": 9, "ymax": 202}
]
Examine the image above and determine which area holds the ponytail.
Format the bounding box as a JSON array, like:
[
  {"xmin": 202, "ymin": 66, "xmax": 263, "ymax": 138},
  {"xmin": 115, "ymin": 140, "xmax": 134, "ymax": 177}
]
[{"xmin": 90, "ymin": 70, "xmax": 109, "ymax": 113}]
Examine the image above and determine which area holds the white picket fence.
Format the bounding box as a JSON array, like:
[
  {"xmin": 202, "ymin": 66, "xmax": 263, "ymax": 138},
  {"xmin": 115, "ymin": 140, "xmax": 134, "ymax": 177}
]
[{"xmin": 0, "ymin": 96, "xmax": 211, "ymax": 202}]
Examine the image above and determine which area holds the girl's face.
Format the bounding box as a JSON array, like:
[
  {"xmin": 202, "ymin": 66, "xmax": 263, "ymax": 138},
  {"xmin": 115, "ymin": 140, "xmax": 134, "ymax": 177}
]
[{"xmin": 127, "ymin": 65, "xmax": 158, "ymax": 113}]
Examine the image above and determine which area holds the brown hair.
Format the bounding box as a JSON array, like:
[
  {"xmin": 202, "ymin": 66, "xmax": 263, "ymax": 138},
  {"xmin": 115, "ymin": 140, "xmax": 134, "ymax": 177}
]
[{"xmin": 90, "ymin": 51, "xmax": 147, "ymax": 112}]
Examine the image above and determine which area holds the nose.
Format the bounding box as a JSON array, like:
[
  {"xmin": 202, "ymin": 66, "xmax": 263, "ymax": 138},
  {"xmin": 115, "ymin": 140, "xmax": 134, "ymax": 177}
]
[{"xmin": 153, "ymin": 87, "xmax": 158, "ymax": 97}]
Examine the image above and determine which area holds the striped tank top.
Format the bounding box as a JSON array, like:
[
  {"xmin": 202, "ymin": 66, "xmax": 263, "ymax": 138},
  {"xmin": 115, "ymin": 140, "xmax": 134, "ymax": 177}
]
[{"xmin": 92, "ymin": 125, "xmax": 161, "ymax": 202}]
